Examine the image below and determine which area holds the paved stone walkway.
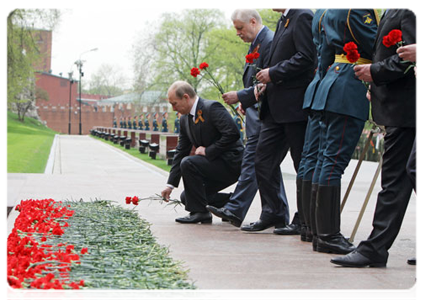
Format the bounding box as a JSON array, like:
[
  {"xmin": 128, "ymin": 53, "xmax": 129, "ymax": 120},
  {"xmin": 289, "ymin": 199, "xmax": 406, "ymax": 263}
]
[{"xmin": 7, "ymin": 135, "xmax": 417, "ymax": 299}]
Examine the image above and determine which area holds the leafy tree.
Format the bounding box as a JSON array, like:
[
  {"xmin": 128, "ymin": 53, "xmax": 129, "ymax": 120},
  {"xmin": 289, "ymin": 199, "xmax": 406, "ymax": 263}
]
[
  {"xmin": 132, "ymin": 9, "xmax": 226, "ymax": 93},
  {"xmin": 7, "ymin": 9, "xmax": 60, "ymax": 122},
  {"xmin": 85, "ymin": 64, "xmax": 126, "ymax": 96},
  {"xmin": 257, "ymin": 9, "xmax": 281, "ymax": 32}
]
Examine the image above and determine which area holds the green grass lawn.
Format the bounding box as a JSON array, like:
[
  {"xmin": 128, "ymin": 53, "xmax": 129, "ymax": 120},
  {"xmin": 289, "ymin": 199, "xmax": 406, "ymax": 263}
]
[
  {"xmin": 7, "ymin": 111, "xmax": 58, "ymax": 173},
  {"xmin": 92, "ymin": 136, "xmax": 171, "ymax": 172}
]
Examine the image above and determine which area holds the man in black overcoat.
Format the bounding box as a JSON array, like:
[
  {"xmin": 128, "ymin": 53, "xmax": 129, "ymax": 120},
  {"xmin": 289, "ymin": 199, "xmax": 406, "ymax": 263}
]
[
  {"xmin": 331, "ymin": 9, "xmax": 416, "ymax": 267},
  {"xmin": 241, "ymin": 9, "xmax": 316, "ymax": 232}
]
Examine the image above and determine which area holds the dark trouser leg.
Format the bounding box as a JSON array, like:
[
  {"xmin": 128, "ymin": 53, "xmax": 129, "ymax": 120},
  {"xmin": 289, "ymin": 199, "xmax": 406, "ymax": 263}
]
[
  {"xmin": 316, "ymin": 112, "xmax": 364, "ymax": 254},
  {"xmin": 180, "ymin": 191, "xmax": 231, "ymax": 209},
  {"xmin": 406, "ymin": 140, "xmax": 416, "ymax": 192},
  {"xmin": 180, "ymin": 155, "xmax": 240, "ymax": 213},
  {"xmin": 301, "ymin": 180, "xmax": 313, "ymax": 242},
  {"xmin": 311, "ymin": 114, "xmax": 326, "ymax": 250},
  {"xmin": 296, "ymin": 177, "xmax": 305, "ymax": 238},
  {"xmin": 357, "ymin": 127, "xmax": 415, "ymax": 264},
  {"xmin": 254, "ymin": 116, "xmax": 290, "ymax": 224},
  {"xmin": 310, "ymin": 183, "xmax": 319, "ymax": 250},
  {"xmin": 300, "ymin": 113, "xmax": 321, "ymax": 243},
  {"xmin": 224, "ymin": 132, "xmax": 283, "ymax": 221}
]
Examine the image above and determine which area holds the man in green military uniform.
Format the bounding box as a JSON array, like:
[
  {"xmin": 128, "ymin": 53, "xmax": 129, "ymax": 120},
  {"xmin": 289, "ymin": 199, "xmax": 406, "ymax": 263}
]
[
  {"xmin": 161, "ymin": 112, "xmax": 169, "ymax": 132},
  {"xmin": 144, "ymin": 113, "xmax": 150, "ymax": 131}
]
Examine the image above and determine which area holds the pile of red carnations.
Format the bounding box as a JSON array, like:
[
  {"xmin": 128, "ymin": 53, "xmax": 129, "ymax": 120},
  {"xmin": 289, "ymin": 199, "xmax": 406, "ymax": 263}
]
[{"xmin": 7, "ymin": 199, "xmax": 87, "ymax": 289}]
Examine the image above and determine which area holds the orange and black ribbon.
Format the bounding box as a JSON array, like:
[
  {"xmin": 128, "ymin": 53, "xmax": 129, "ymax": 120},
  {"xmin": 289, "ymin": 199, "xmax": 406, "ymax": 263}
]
[
  {"xmin": 195, "ymin": 110, "xmax": 205, "ymax": 124},
  {"xmin": 285, "ymin": 18, "xmax": 290, "ymax": 28}
]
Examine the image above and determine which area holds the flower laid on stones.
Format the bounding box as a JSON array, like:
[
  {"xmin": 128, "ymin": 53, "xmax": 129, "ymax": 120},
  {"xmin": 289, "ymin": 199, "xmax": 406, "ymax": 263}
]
[
  {"xmin": 382, "ymin": 29, "xmax": 416, "ymax": 74},
  {"xmin": 126, "ymin": 196, "xmax": 139, "ymax": 205},
  {"xmin": 125, "ymin": 194, "xmax": 183, "ymax": 209},
  {"xmin": 9, "ymin": 199, "xmax": 195, "ymax": 290},
  {"xmin": 383, "ymin": 29, "xmax": 403, "ymax": 48},
  {"xmin": 191, "ymin": 61, "xmax": 244, "ymax": 123},
  {"xmin": 7, "ymin": 199, "xmax": 86, "ymax": 289}
]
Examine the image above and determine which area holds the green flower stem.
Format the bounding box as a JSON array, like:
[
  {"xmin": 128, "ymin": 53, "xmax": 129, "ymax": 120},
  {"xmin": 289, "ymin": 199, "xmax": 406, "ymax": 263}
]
[{"xmin": 202, "ymin": 68, "xmax": 245, "ymax": 124}]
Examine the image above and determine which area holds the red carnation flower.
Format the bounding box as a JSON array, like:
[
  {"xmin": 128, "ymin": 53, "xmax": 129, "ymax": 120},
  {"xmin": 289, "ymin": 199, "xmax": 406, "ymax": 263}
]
[
  {"xmin": 383, "ymin": 29, "xmax": 403, "ymax": 47},
  {"xmin": 199, "ymin": 62, "xmax": 209, "ymax": 70},
  {"xmin": 343, "ymin": 41, "xmax": 358, "ymax": 52},
  {"xmin": 81, "ymin": 248, "xmax": 88, "ymax": 254},
  {"xmin": 190, "ymin": 67, "xmax": 200, "ymax": 77},
  {"xmin": 343, "ymin": 42, "xmax": 361, "ymax": 63},
  {"xmin": 388, "ymin": 29, "xmax": 402, "ymax": 44},
  {"xmin": 252, "ymin": 52, "xmax": 260, "ymax": 59},
  {"xmin": 245, "ymin": 53, "xmax": 254, "ymax": 64},
  {"xmin": 125, "ymin": 196, "xmax": 132, "ymax": 204},
  {"xmin": 346, "ymin": 50, "xmax": 361, "ymax": 63},
  {"xmin": 382, "ymin": 35, "xmax": 392, "ymax": 47},
  {"xmin": 132, "ymin": 196, "xmax": 139, "ymax": 205}
]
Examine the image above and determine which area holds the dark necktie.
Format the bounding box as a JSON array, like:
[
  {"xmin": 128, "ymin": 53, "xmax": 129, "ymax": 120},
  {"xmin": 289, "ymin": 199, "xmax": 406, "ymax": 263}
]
[{"xmin": 276, "ymin": 15, "xmax": 285, "ymax": 33}]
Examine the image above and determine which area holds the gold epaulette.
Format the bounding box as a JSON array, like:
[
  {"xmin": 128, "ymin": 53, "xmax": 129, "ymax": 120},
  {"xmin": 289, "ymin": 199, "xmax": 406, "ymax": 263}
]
[{"xmin": 334, "ymin": 54, "xmax": 372, "ymax": 65}]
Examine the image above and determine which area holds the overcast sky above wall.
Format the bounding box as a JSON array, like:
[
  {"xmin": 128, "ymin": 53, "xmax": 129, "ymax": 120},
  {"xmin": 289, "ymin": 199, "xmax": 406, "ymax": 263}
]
[{"xmin": 49, "ymin": 6, "xmax": 235, "ymax": 89}]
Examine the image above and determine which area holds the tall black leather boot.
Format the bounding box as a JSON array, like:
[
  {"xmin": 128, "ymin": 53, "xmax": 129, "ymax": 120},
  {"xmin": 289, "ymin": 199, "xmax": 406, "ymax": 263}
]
[
  {"xmin": 296, "ymin": 178, "xmax": 306, "ymax": 241},
  {"xmin": 315, "ymin": 185, "xmax": 355, "ymax": 254},
  {"xmin": 310, "ymin": 183, "xmax": 319, "ymax": 251},
  {"xmin": 301, "ymin": 180, "xmax": 313, "ymax": 242}
]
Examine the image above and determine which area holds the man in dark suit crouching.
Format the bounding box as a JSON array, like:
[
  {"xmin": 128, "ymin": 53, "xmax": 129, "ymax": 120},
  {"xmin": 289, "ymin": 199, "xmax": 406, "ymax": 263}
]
[{"xmin": 161, "ymin": 81, "xmax": 244, "ymax": 224}]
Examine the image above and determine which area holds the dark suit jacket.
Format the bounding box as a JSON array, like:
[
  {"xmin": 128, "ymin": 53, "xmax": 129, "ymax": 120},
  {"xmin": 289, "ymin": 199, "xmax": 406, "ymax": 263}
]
[
  {"xmin": 370, "ymin": 9, "xmax": 416, "ymax": 128},
  {"xmin": 262, "ymin": 9, "xmax": 316, "ymax": 123},
  {"xmin": 167, "ymin": 98, "xmax": 244, "ymax": 187},
  {"xmin": 237, "ymin": 26, "xmax": 274, "ymax": 138}
]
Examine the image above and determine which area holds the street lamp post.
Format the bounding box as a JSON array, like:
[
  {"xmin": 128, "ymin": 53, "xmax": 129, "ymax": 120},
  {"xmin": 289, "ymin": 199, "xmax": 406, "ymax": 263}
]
[
  {"xmin": 74, "ymin": 48, "xmax": 98, "ymax": 135},
  {"xmin": 68, "ymin": 72, "xmax": 73, "ymax": 135}
]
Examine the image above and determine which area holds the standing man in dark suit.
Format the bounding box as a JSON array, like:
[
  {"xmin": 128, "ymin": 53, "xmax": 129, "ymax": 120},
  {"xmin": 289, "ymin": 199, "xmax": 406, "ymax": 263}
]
[
  {"xmin": 241, "ymin": 9, "xmax": 316, "ymax": 232},
  {"xmin": 206, "ymin": 9, "xmax": 289, "ymax": 228},
  {"xmin": 161, "ymin": 81, "xmax": 244, "ymax": 224},
  {"xmin": 331, "ymin": 9, "xmax": 416, "ymax": 267}
]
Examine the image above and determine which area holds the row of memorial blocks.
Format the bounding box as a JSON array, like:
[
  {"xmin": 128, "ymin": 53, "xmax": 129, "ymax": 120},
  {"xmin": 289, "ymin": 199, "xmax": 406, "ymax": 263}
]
[{"xmin": 91, "ymin": 127, "xmax": 179, "ymax": 164}]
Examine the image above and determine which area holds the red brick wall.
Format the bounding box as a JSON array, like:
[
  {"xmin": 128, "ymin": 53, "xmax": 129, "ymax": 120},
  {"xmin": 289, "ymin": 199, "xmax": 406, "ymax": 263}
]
[
  {"xmin": 32, "ymin": 30, "xmax": 52, "ymax": 73},
  {"xmin": 35, "ymin": 73, "xmax": 78, "ymax": 107},
  {"xmin": 37, "ymin": 105, "xmax": 115, "ymax": 135}
]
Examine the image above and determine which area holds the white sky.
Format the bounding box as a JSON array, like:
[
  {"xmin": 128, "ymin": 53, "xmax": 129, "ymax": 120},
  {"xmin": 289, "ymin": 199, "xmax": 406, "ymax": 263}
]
[{"xmin": 50, "ymin": 6, "xmax": 235, "ymax": 89}]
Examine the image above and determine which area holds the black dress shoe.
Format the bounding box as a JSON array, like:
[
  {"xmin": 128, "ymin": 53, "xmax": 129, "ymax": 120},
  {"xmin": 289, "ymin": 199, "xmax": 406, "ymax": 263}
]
[
  {"xmin": 316, "ymin": 233, "xmax": 356, "ymax": 254},
  {"xmin": 330, "ymin": 250, "xmax": 386, "ymax": 268},
  {"xmin": 241, "ymin": 219, "xmax": 284, "ymax": 232},
  {"xmin": 273, "ymin": 223, "xmax": 301, "ymax": 235},
  {"xmin": 206, "ymin": 205, "xmax": 242, "ymax": 227},
  {"xmin": 407, "ymin": 257, "xmax": 416, "ymax": 265},
  {"xmin": 175, "ymin": 212, "xmax": 212, "ymax": 224}
]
